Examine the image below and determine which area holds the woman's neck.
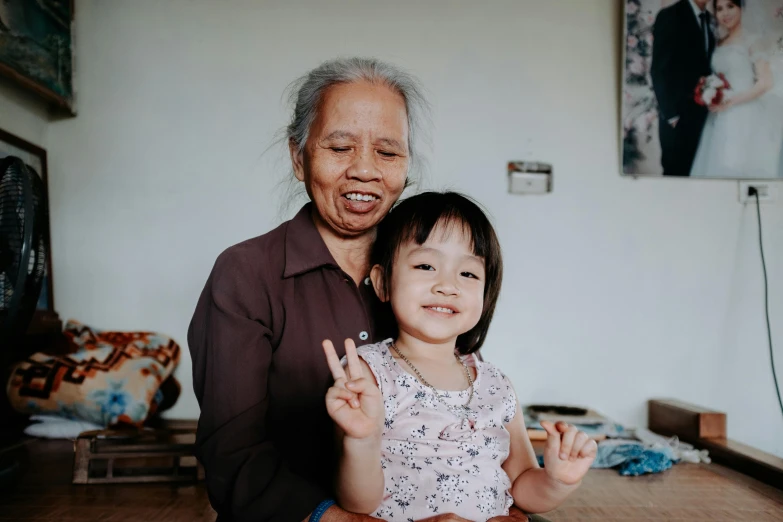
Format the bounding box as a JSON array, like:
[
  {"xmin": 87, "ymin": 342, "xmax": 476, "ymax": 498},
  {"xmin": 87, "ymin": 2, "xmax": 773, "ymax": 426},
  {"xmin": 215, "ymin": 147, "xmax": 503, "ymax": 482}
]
[
  {"xmin": 724, "ymin": 25, "xmax": 743, "ymax": 44},
  {"xmin": 312, "ymin": 210, "xmax": 375, "ymax": 285}
]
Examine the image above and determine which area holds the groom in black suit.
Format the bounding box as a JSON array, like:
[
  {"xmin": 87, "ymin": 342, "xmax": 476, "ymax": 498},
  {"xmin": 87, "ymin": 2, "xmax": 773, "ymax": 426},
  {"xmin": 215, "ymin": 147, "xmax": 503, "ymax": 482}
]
[{"xmin": 651, "ymin": 0, "xmax": 716, "ymax": 176}]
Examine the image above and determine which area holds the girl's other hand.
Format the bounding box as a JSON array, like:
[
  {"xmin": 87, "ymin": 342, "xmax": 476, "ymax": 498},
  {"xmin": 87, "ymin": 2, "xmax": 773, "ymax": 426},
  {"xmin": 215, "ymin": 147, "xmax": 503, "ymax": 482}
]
[
  {"xmin": 540, "ymin": 420, "xmax": 597, "ymax": 486},
  {"xmin": 323, "ymin": 338, "xmax": 384, "ymax": 440}
]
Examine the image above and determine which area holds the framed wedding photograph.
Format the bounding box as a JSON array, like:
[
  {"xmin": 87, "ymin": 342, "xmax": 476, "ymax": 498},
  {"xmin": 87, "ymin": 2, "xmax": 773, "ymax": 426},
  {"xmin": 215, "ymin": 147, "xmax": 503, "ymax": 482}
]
[
  {"xmin": 0, "ymin": 128, "xmax": 56, "ymax": 318},
  {"xmin": 622, "ymin": 0, "xmax": 783, "ymax": 179},
  {"xmin": 0, "ymin": 0, "xmax": 75, "ymax": 115}
]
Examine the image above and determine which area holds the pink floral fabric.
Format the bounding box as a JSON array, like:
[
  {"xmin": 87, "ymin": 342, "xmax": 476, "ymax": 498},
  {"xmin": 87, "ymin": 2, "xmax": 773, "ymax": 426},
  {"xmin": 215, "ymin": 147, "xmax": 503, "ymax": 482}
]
[{"xmin": 354, "ymin": 339, "xmax": 518, "ymax": 522}]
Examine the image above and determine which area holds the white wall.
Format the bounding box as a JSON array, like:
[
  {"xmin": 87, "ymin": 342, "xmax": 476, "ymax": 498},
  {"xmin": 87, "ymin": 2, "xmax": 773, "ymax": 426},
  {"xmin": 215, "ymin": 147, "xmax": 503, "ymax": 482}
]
[
  {"xmin": 0, "ymin": 81, "xmax": 49, "ymax": 152},
  {"xmin": 38, "ymin": 0, "xmax": 783, "ymax": 457}
]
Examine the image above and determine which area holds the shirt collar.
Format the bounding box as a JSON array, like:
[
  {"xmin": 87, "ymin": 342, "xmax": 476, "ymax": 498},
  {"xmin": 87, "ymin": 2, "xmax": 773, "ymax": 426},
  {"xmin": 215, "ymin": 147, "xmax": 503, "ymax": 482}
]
[
  {"xmin": 283, "ymin": 202, "xmax": 340, "ymax": 278},
  {"xmin": 688, "ymin": 0, "xmax": 707, "ymax": 20}
]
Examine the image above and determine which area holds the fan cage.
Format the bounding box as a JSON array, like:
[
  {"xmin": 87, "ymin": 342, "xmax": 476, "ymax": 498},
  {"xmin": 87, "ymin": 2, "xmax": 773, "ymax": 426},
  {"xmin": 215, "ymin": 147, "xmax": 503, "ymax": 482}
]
[{"xmin": 0, "ymin": 156, "xmax": 48, "ymax": 342}]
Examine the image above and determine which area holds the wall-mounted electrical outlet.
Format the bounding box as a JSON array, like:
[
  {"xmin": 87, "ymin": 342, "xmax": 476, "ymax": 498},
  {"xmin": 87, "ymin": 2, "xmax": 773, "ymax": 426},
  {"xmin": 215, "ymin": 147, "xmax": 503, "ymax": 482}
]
[{"xmin": 738, "ymin": 181, "xmax": 777, "ymax": 204}]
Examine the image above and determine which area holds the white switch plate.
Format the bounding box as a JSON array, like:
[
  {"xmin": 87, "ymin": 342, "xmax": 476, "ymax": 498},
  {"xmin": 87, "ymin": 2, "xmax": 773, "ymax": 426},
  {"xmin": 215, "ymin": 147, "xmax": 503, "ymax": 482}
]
[
  {"xmin": 508, "ymin": 161, "xmax": 552, "ymax": 195},
  {"xmin": 738, "ymin": 181, "xmax": 777, "ymax": 203},
  {"xmin": 508, "ymin": 172, "xmax": 551, "ymax": 194}
]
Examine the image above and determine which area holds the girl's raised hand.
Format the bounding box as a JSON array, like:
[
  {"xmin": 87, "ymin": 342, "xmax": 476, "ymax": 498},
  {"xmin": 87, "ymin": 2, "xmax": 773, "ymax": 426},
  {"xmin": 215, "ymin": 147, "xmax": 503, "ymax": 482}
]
[
  {"xmin": 540, "ymin": 421, "xmax": 597, "ymax": 486},
  {"xmin": 323, "ymin": 338, "xmax": 384, "ymax": 440}
]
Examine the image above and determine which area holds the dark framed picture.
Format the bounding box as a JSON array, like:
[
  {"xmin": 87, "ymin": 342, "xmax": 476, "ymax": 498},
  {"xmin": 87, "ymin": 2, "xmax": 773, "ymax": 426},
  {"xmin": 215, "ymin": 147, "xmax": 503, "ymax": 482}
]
[
  {"xmin": 0, "ymin": 1, "xmax": 75, "ymax": 115},
  {"xmin": 622, "ymin": 0, "xmax": 783, "ymax": 179},
  {"xmin": 0, "ymin": 128, "xmax": 56, "ymax": 319}
]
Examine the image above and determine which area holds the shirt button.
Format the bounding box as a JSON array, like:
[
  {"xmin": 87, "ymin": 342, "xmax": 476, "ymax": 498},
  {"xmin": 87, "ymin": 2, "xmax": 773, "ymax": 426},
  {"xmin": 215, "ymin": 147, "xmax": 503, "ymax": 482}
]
[
  {"xmin": 364, "ymin": 277, "xmax": 371, "ymax": 286},
  {"xmin": 359, "ymin": 331, "xmax": 369, "ymax": 341}
]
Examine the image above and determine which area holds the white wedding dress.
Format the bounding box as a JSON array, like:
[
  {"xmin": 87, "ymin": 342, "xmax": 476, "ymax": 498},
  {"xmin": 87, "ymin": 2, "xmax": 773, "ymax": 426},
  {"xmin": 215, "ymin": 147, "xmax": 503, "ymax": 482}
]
[{"xmin": 690, "ymin": 37, "xmax": 783, "ymax": 178}]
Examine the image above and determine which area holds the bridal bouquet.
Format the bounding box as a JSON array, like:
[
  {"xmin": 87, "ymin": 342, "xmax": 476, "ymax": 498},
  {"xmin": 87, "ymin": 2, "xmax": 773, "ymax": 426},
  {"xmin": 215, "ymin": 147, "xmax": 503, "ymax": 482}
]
[{"xmin": 694, "ymin": 73, "xmax": 732, "ymax": 107}]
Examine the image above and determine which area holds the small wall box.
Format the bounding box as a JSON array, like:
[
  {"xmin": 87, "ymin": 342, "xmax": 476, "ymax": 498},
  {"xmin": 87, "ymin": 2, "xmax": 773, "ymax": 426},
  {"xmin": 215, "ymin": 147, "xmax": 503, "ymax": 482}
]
[{"xmin": 508, "ymin": 161, "xmax": 552, "ymax": 195}]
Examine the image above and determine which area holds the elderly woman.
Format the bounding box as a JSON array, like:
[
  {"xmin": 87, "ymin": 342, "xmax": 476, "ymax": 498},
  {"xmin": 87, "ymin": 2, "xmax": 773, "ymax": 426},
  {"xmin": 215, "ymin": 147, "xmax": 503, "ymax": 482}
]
[{"xmin": 188, "ymin": 58, "xmax": 536, "ymax": 522}]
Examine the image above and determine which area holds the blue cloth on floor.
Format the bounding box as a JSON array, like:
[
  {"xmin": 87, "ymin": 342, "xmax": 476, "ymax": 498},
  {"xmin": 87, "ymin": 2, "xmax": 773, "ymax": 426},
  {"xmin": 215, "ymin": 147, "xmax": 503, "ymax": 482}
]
[
  {"xmin": 618, "ymin": 447, "xmax": 674, "ymax": 476},
  {"xmin": 537, "ymin": 440, "xmax": 676, "ymax": 476},
  {"xmin": 592, "ymin": 440, "xmax": 645, "ymax": 468}
]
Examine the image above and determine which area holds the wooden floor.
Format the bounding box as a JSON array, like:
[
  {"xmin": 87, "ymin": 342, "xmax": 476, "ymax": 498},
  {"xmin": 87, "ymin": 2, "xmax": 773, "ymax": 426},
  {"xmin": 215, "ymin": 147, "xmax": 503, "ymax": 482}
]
[
  {"xmin": 1, "ymin": 439, "xmax": 782, "ymax": 521},
  {"xmin": 0, "ymin": 439, "xmax": 216, "ymax": 522}
]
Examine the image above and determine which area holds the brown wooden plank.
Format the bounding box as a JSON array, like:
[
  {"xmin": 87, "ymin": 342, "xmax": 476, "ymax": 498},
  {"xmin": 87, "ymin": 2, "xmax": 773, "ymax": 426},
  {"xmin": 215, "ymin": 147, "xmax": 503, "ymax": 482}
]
[
  {"xmin": 648, "ymin": 398, "xmax": 726, "ymax": 439},
  {"xmin": 695, "ymin": 437, "xmax": 783, "ymax": 490},
  {"xmin": 71, "ymin": 438, "xmax": 90, "ymax": 485},
  {"xmin": 649, "ymin": 399, "xmax": 783, "ymax": 490}
]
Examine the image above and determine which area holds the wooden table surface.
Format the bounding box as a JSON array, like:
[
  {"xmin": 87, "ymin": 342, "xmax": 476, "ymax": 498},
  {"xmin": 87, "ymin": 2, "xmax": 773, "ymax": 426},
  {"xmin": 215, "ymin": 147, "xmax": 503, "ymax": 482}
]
[
  {"xmin": 1, "ymin": 438, "xmax": 782, "ymax": 521},
  {"xmin": 546, "ymin": 461, "xmax": 783, "ymax": 521}
]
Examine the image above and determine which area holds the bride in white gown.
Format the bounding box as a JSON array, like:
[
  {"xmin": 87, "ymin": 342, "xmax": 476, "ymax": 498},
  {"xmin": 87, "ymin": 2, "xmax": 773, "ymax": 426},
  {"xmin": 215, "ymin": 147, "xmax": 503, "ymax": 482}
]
[{"xmin": 690, "ymin": 0, "xmax": 783, "ymax": 178}]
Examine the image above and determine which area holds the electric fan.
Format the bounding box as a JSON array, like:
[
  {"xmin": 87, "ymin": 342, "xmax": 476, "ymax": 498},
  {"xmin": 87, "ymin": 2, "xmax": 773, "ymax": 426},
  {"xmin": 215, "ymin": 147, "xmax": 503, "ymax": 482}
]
[
  {"xmin": 0, "ymin": 155, "xmax": 48, "ymax": 345},
  {"xmin": 0, "ymin": 155, "xmax": 49, "ymax": 490}
]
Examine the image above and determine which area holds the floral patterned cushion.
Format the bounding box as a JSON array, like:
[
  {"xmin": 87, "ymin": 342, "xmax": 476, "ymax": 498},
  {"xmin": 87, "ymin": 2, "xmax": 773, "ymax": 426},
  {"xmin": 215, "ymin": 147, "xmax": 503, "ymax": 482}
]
[{"xmin": 6, "ymin": 320, "xmax": 181, "ymax": 427}]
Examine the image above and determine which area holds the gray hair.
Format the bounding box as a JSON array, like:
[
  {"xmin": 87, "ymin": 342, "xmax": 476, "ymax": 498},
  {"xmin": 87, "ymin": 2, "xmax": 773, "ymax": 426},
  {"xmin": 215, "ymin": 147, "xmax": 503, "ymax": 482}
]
[{"xmin": 285, "ymin": 57, "xmax": 431, "ymax": 179}]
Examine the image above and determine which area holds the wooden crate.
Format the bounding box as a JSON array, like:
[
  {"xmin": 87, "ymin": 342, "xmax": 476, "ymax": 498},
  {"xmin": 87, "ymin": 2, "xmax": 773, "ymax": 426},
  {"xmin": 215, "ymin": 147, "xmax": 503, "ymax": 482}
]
[
  {"xmin": 72, "ymin": 420, "xmax": 204, "ymax": 484},
  {"xmin": 648, "ymin": 399, "xmax": 726, "ymax": 440}
]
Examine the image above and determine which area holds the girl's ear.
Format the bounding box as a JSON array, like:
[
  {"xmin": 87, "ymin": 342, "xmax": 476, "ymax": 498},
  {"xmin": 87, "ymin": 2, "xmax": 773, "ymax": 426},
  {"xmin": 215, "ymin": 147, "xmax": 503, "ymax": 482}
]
[{"xmin": 370, "ymin": 265, "xmax": 389, "ymax": 302}]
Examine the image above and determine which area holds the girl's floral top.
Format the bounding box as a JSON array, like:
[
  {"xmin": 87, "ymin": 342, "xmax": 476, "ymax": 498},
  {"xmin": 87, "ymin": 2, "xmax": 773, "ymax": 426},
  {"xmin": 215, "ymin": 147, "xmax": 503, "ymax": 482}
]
[{"xmin": 353, "ymin": 339, "xmax": 518, "ymax": 522}]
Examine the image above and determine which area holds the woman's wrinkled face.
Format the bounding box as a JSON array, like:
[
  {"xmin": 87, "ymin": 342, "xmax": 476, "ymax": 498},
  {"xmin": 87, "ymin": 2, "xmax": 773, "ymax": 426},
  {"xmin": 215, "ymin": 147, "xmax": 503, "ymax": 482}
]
[
  {"xmin": 715, "ymin": 0, "xmax": 742, "ymax": 31},
  {"xmin": 292, "ymin": 80, "xmax": 410, "ymax": 238}
]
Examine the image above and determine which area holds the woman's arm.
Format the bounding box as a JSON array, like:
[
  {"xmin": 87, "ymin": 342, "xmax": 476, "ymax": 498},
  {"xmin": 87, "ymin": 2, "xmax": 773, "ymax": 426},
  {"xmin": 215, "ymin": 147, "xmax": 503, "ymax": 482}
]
[
  {"xmin": 323, "ymin": 340, "xmax": 385, "ymax": 514},
  {"xmin": 717, "ymin": 58, "xmax": 773, "ymax": 110},
  {"xmin": 189, "ymin": 250, "xmax": 328, "ymax": 522}
]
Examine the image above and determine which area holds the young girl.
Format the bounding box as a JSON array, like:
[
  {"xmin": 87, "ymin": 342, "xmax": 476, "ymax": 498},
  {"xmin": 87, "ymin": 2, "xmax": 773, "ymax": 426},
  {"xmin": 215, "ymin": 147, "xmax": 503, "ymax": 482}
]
[{"xmin": 322, "ymin": 192, "xmax": 596, "ymax": 521}]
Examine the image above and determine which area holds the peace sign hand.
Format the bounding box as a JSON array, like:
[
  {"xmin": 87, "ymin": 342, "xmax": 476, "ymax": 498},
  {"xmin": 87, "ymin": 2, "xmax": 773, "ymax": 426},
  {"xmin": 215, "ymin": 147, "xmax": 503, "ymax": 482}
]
[{"xmin": 323, "ymin": 339, "xmax": 384, "ymax": 440}]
